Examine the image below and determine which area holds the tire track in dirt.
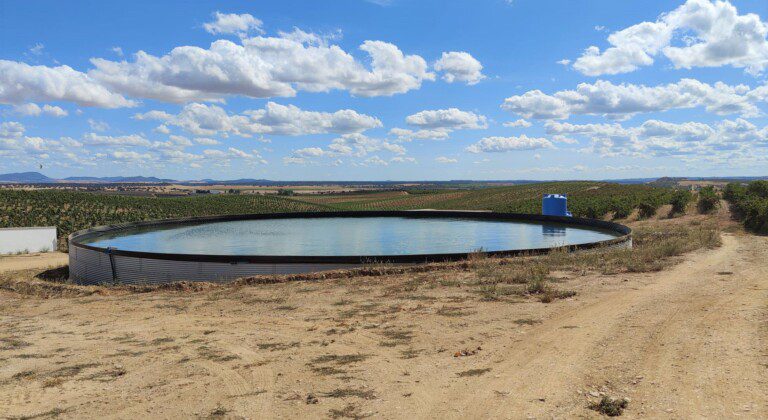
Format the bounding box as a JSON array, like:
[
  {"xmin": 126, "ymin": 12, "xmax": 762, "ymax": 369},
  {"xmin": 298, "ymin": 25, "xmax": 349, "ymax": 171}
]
[{"xmin": 415, "ymin": 233, "xmax": 767, "ymax": 418}]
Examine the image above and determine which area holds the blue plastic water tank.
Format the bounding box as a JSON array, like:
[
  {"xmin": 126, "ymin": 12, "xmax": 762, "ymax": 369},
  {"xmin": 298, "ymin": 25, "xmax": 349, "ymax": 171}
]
[{"xmin": 542, "ymin": 194, "xmax": 572, "ymax": 217}]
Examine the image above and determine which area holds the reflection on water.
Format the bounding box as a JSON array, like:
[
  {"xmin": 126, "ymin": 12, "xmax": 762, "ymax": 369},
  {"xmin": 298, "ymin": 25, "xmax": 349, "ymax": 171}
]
[
  {"xmin": 83, "ymin": 217, "xmax": 620, "ymax": 256},
  {"xmin": 542, "ymin": 224, "xmax": 566, "ymax": 237}
]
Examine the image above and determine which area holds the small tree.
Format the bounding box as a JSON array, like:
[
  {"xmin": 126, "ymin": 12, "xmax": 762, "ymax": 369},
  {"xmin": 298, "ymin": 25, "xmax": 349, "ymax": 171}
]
[
  {"xmin": 697, "ymin": 186, "xmax": 720, "ymax": 214},
  {"xmin": 669, "ymin": 190, "xmax": 692, "ymax": 216},
  {"xmin": 637, "ymin": 202, "xmax": 658, "ymax": 219}
]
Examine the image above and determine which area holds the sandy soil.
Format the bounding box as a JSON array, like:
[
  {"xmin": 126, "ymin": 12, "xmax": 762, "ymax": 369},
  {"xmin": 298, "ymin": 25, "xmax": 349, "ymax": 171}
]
[
  {"xmin": 0, "ymin": 252, "xmax": 67, "ymax": 274},
  {"xmin": 0, "ymin": 233, "xmax": 765, "ymax": 418}
]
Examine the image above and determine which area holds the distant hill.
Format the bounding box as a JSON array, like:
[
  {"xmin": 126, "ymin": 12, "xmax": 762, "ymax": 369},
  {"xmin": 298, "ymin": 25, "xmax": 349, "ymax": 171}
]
[{"xmin": 0, "ymin": 172, "xmax": 54, "ymax": 183}]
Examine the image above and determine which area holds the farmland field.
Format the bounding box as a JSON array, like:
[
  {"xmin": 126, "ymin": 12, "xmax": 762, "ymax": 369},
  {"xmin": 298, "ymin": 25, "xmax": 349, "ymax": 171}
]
[{"xmin": 292, "ymin": 181, "xmax": 673, "ymax": 216}]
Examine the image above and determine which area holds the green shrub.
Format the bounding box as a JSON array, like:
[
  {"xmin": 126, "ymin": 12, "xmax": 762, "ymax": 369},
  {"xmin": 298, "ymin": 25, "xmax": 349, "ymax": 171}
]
[
  {"xmin": 637, "ymin": 202, "xmax": 658, "ymax": 219},
  {"xmin": 697, "ymin": 186, "xmax": 720, "ymax": 214},
  {"xmin": 722, "ymin": 180, "xmax": 768, "ymax": 234},
  {"xmin": 669, "ymin": 190, "xmax": 692, "ymax": 216},
  {"xmin": 746, "ymin": 180, "xmax": 768, "ymax": 199},
  {"xmin": 722, "ymin": 182, "xmax": 747, "ymax": 202},
  {"xmin": 610, "ymin": 199, "xmax": 634, "ymax": 219}
]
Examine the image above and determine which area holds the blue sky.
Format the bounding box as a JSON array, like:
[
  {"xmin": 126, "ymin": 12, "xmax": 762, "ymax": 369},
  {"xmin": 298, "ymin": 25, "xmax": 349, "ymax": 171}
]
[{"xmin": 1, "ymin": 0, "xmax": 767, "ymax": 180}]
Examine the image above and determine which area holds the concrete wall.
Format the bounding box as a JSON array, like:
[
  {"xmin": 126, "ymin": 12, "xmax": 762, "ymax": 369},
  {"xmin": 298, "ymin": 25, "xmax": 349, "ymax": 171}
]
[{"xmin": 0, "ymin": 227, "xmax": 57, "ymax": 254}]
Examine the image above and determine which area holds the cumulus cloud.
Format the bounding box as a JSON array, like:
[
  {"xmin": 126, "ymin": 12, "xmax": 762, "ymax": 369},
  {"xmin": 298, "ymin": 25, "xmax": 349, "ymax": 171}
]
[
  {"xmin": 501, "ymin": 78, "xmax": 765, "ymax": 120},
  {"xmin": 89, "ymin": 33, "xmax": 436, "ymax": 102},
  {"xmin": 434, "ymin": 51, "xmax": 485, "ymax": 85},
  {"xmin": 135, "ymin": 102, "xmax": 381, "ymax": 137},
  {"xmin": 0, "ymin": 121, "xmax": 24, "ymax": 138},
  {"xmin": 388, "ymin": 127, "xmax": 451, "ymax": 141},
  {"xmin": 194, "ymin": 137, "xmax": 220, "ymax": 145},
  {"xmin": 111, "ymin": 150, "xmax": 152, "ymax": 162},
  {"xmin": 544, "ymin": 118, "xmax": 768, "ymax": 157},
  {"xmin": 284, "ymin": 133, "xmax": 407, "ymax": 165},
  {"xmin": 573, "ymin": 0, "xmax": 768, "ymax": 76},
  {"xmin": 405, "ymin": 108, "xmax": 487, "ymax": 130},
  {"xmin": 203, "ymin": 12, "xmax": 264, "ymax": 36},
  {"xmin": 435, "ymin": 156, "xmax": 458, "ymax": 163},
  {"xmin": 12, "ymin": 103, "xmax": 68, "ymax": 117},
  {"xmin": 466, "ymin": 135, "xmax": 554, "ymax": 153},
  {"xmin": 87, "ymin": 119, "xmax": 109, "ymax": 131},
  {"xmin": 82, "ymin": 133, "xmax": 151, "ymax": 147},
  {"xmin": 2, "ymin": 17, "xmax": 478, "ymax": 108},
  {"xmin": 503, "ymin": 119, "xmax": 532, "ymax": 128},
  {"xmin": 391, "ymin": 108, "xmax": 487, "ymax": 141},
  {"xmin": 0, "ymin": 60, "xmax": 135, "ymax": 108}
]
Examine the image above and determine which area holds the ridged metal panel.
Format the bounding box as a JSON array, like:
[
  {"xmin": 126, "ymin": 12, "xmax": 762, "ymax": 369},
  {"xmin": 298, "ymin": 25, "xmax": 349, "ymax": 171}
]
[
  {"xmin": 69, "ymin": 246, "xmax": 116, "ymax": 285},
  {"xmin": 70, "ymin": 248, "xmax": 362, "ymax": 285}
]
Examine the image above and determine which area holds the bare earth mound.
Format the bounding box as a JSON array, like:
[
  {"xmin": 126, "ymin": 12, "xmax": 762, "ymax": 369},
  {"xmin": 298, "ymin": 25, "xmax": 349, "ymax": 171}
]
[{"xmin": 0, "ymin": 216, "xmax": 765, "ymax": 418}]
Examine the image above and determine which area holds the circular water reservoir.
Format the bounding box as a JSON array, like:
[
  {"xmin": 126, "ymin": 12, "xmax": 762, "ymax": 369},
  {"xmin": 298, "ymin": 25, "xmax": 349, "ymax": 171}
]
[{"xmin": 68, "ymin": 211, "xmax": 631, "ymax": 285}]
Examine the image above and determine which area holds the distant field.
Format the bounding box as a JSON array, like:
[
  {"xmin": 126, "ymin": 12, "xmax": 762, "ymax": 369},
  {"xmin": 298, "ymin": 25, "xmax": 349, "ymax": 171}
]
[
  {"xmin": 293, "ymin": 181, "xmax": 673, "ymax": 217},
  {"xmin": 1, "ymin": 181, "xmax": 674, "ymax": 248}
]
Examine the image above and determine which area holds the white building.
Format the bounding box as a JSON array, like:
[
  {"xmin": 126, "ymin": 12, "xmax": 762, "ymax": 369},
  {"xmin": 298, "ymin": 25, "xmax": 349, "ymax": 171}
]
[{"xmin": 0, "ymin": 227, "xmax": 58, "ymax": 254}]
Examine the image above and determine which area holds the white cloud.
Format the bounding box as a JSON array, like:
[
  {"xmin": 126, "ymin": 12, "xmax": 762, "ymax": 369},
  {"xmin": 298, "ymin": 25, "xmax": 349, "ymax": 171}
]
[
  {"xmin": 501, "ymin": 78, "xmax": 765, "ymax": 120},
  {"xmin": 388, "ymin": 127, "xmax": 451, "ymax": 141},
  {"xmin": 391, "ymin": 108, "xmax": 487, "ymax": 141},
  {"xmin": 363, "ymin": 156, "xmax": 388, "ymax": 166},
  {"xmin": 285, "ymin": 133, "xmax": 407, "ymax": 164},
  {"xmin": 405, "ymin": 108, "xmax": 487, "ymax": 130},
  {"xmin": 435, "ymin": 156, "xmax": 458, "ymax": 163},
  {"xmin": 0, "ymin": 60, "xmax": 136, "ymax": 108},
  {"xmin": 12, "ymin": 103, "xmax": 68, "ymax": 117},
  {"xmin": 434, "ymin": 51, "xmax": 485, "ymax": 85},
  {"xmin": 153, "ymin": 125, "xmax": 171, "ymax": 134},
  {"xmin": 29, "ymin": 43, "xmax": 44, "ymax": 56},
  {"xmin": 503, "ymin": 119, "xmax": 532, "ymax": 128},
  {"xmin": 203, "ymin": 12, "xmax": 264, "ymax": 36},
  {"xmin": 544, "ymin": 118, "xmax": 768, "ymax": 157},
  {"xmin": 194, "ymin": 137, "xmax": 220, "ymax": 145},
  {"xmin": 573, "ymin": 0, "xmax": 768, "ymax": 76},
  {"xmin": 136, "ymin": 102, "xmax": 381, "ymax": 137},
  {"xmin": 82, "ymin": 133, "xmax": 151, "ymax": 147},
  {"xmin": 87, "ymin": 119, "xmax": 109, "ymax": 131},
  {"xmin": 0, "ymin": 121, "xmax": 24, "ymax": 138},
  {"xmin": 244, "ymin": 102, "xmax": 382, "ymax": 136},
  {"xmin": 466, "ymin": 135, "xmax": 554, "ymax": 153},
  {"xmin": 90, "ymin": 32, "xmax": 436, "ymax": 102},
  {"xmin": 111, "ymin": 150, "xmax": 152, "ymax": 162}
]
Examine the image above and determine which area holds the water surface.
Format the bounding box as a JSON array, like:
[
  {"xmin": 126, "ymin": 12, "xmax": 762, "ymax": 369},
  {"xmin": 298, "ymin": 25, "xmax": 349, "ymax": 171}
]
[{"xmin": 82, "ymin": 216, "xmax": 619, "ymax": 256}]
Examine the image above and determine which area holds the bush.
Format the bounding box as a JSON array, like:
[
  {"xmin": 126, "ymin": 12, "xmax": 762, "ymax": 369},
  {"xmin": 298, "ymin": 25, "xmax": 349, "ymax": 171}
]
[
  {"xmin": 722, "ymin": 180, "xmax": 768, "ymax": 234},
  {"xmin": 722, "ymin": 182, "xmax": 746, "ymax": 202},
  {"xmin": 697, "ymin": 186, "xmax": 720, "ymax": 214},
  {"xmin": 637, "ymin": 202, "xmax": 657, "ymax": 219},
  {"xmin": 746, "ymin": 180, "xmax": 768, "ymax": 199},
  {"xmin": 669, "ymin": 190, "xmax": 692, "ymax": 216},
  {"xmin": 610, "ymin": 199, "xmax": 634, "ymax": 219}
]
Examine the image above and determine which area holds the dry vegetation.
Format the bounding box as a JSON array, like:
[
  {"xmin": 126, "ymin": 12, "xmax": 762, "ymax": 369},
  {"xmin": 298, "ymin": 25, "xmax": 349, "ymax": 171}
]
[{"xmin": 2, "ymin": 208, "xmax": 764, "ymax": 418}]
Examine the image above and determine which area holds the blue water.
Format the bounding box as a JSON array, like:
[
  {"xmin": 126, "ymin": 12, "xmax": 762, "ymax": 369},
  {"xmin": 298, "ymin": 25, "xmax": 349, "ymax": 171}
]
[{"xmin": 82, "ymin": 216, "xmax": 619, "ymax": 256}]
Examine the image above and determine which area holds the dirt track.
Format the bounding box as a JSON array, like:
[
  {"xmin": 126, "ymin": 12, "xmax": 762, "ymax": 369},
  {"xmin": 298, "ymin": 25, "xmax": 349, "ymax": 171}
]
[
  {"xmin": 0, "ymin": 252, "xmax": 67, "ymax": 274},
  {"xmin": 0, "ymin": 233, "xmax": 765, "ymax": 418}
]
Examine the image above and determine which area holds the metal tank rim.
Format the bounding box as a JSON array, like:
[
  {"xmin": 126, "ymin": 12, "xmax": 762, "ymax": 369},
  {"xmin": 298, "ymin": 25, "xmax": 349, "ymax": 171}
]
[{"xmin": 68, "ymin": 210, "xmax": 632, "ymax": 265}]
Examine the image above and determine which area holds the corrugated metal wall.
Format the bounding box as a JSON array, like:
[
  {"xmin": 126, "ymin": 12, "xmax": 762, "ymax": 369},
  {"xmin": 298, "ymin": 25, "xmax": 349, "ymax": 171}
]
[{"xmin": 69, "ymin": 245, "xmax": 361, "ymax": 285}]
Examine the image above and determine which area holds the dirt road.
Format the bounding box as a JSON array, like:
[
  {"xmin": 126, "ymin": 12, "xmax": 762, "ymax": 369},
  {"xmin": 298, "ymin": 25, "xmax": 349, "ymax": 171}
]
[
  {"xmin": 428, "ymin": 233, "xmax": 767, "ymax": 418},
  {"xmin": 0, "ymin": 233, "xmax": 765, "ymax": 418},
  {"xmin": 0, "ymin": 252, "xmax": 67, "ymax": 274}
]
